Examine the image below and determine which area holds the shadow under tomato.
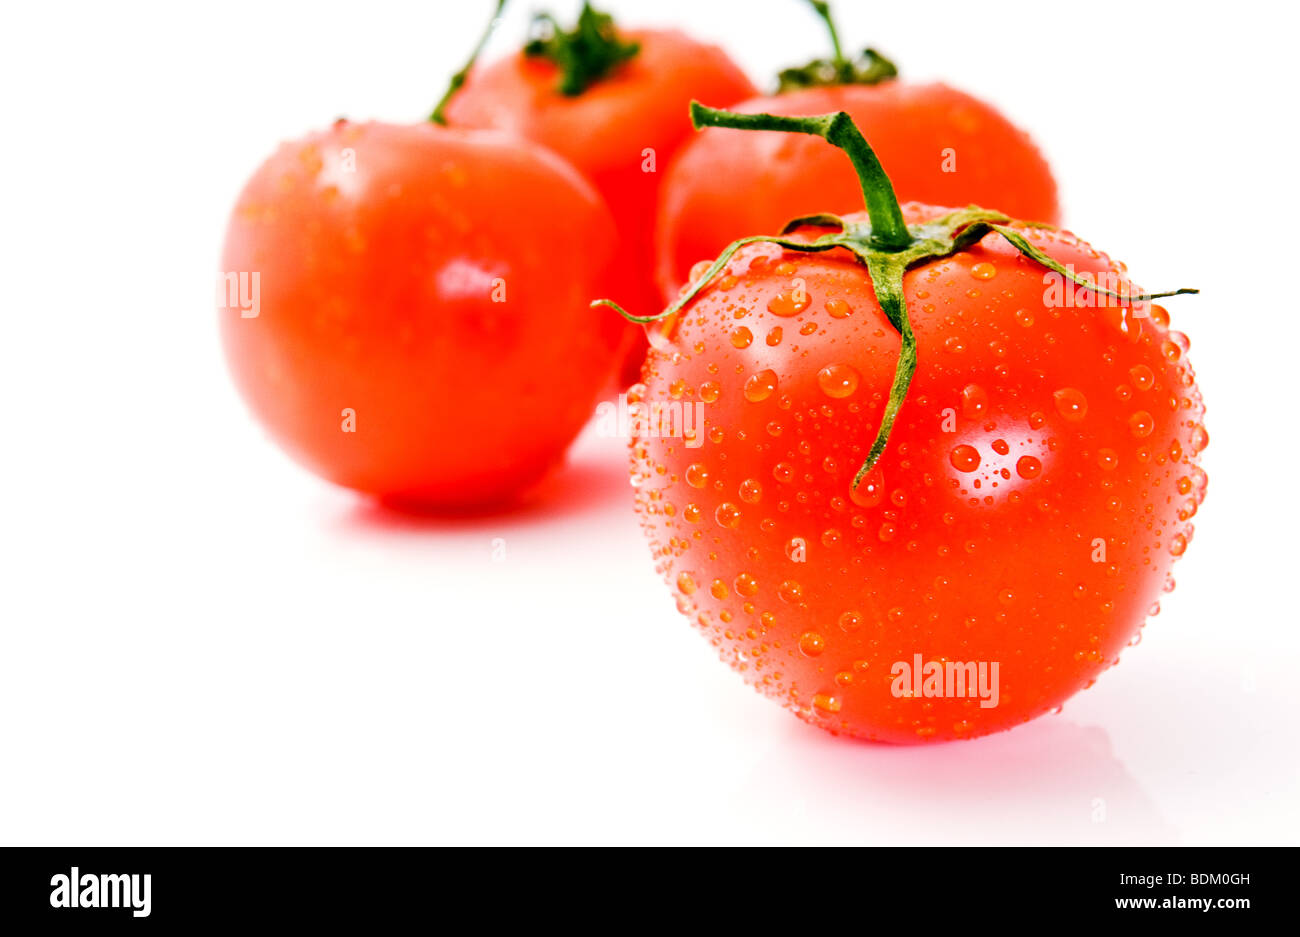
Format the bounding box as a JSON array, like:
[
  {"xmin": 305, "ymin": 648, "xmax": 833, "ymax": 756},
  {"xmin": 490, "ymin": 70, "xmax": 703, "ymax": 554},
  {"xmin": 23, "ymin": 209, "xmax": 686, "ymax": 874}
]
[{"xmin": 730, "ymin": 716, "xmax": 1177, "ymax": 845}]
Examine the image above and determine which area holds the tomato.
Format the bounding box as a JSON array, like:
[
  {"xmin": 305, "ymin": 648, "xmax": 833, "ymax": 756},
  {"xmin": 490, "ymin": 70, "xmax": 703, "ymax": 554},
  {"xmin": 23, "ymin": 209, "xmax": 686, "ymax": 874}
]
[
  {"xmin": 219, "ymin": 120, "xmax": 623, "ymax": 509},
  {"xmin": 622, "ymin": 105, "xmax": 1204, "ymax": 742},
  {"xmin": 445, "ymin": 3, "xmax": 756, "ymax": 381},
  {"xmin": 654, "ymin": 4, "xmax": 1059, "ymax": 301}
]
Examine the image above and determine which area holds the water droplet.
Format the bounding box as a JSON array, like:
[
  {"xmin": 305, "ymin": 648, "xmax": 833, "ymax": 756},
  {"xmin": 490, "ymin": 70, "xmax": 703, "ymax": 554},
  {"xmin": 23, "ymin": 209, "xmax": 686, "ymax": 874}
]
[
  {"xmin": 1053, "ymin": 387, "xmax": 1088, "ymax": 422},
  {"xmin": 991, "ymin": 438, "xmax": 1010, "ymax": 456},
  {"xmin": 773, "ymin": 462, "xmax": 794, "ymax": 484},
  {"xmin": 1097, "ymin": 448, "xmax": 1118, "ymax": 471},
  {"xmin": 676, "ymin": 572, "xmax": 696, "ymax": 594},
  {"xmin": 949, "ymin": 444, "xmax": 981, "ymax": 472},
  {"xmin": 811, "ymin": 691, "xmax": 840, "ymax": 713},
  {"xmin": 961, "ymin": 384, "xmax": 989, "ymax": 420},
  {"xmin": 683, "ymin": 504, "xmax": 701, "ymax": 523},
  {"xmin": 1169, "ymin": 533, "xmax": 1188, "ymax": 556},
  {"xmin": 970, "ymin": 261, "xmax": 997, "ymax": 280},
  {"xmin": 710, "ymin": 579, "xmax": 729, "ymax": 600},
  {"xmin": 850, "ymin": 467, "xmax": 885, "ymax": 507},
  {"xmin": 744, "ymin": 369, "xmax": 779, "ymax": 402},
  {"xmin": 766, "ymin": 326, "xmax": 783, "ymax": 346},
  {"xmin": 1129, "ymin": 410, "xmax": 1154, "ymax": 438},
  {"xmin": 730, "ymin": 327, "xmax": 753, "ymax": 349},
  {"xmin": 826, "ymin": 299, "xmax": 853, "ymax": 319},
  {"xmin": 1015, "ymin": 309, "xmax": 1035, "ymax": 328},
  {"xmin": 780, "ymin": 581, "xmax": 804, "ymax": 604},
  {"xmin": 699, "ymin": 381, "xmax": 720, "ymax": 403},
  {"xmin": 817, "ymin": 363, "xmax": 860, "ymax": 399},
  {"xmin": 734, "ymin": 573, "xmax": 759, "ymax": 597},
  {"xmin": 767, "ymin": 289, "xmax": 810, "ymax": 317},
  {"xmin": 739, "ymin": 478, "xmax": 763, "ymax": 503},
  {"xmin": 798, "ymin": 631, "xmax": 825, "ymax": 656},
  {"xmin": 685, "ymin": 463, "xmax": 710, "ymax": 489},
  {"xmin": 1129, "ymin": 363, "xmax": 1155, "ymax": 391},
  {"xmin": 1016, "ymin": 455, "xmax": 1042, "ymax": 479},
  {"xmin": 838, "ymin": 611, "xmax": 863, "ymax": 633},
  {"xmin": 821, "ymin": 528, "xmax": 842, "ymax": 548},
  {"xmin": 715, "ymin": 502, "xmax": 742, "ymax": 528},
  {"xmin": 688, "ymin": 260, "xmax": 713, "ymax": 281},
  {"xmin": 1028, "ymin": 411, "xmax": 1046, "ymax": 429}
]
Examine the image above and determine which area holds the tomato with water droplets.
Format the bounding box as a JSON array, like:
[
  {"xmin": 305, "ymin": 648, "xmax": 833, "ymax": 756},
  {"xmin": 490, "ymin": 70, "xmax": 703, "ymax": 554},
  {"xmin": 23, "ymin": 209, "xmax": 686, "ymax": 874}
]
[{"xmin": 629, "ymin": 202, "xmax": 1207, "ymax": 743}]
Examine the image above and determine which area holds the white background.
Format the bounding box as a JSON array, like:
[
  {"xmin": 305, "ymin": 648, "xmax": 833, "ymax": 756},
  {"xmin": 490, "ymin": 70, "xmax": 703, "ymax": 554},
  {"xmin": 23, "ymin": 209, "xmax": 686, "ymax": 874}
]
[{"xmin": 2, "ymin": 0, "xmax": 1297, "ymax": 845}]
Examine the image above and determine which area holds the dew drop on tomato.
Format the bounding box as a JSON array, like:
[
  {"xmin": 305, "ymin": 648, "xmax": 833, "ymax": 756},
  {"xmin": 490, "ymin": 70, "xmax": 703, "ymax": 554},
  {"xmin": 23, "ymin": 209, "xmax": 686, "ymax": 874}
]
[
  {"xmin": 961, "ymin": 383, "xmax": 989, "ymax": 420},
  {"xmin": 799, "ymin": 631, "xmax": 826, "ymax": 657},
  {"xmin": 1016, "ymin": 455, "xmax": 1042, "ymax": 479},
  {"xmin": 1053, "ymin": 387, "xmax": 1089, "ymax": 422},
  {"xmin": 850, "ymin": 467, "xmax": 885, "ymax": 507},
  {"xmin": 1129, "ymin": 410, "xmax": 1155, "ymax": 438},
  {"xmin": 811, "ymin": 692, "xmax": 840, "ymax": 713},
  {"xmin": 767, "ymin": 289, "xmax": 810, "ymax": 317},
  {"xmin": 685, "ymin": 463, "xmax": 710, "ymax": 488},
  {"xmin": 949, "ymin": 444, "xmax": 981, "ymax": 472},
  {"xmin": 817, "ymin": 363, "xmax": 859, "ymax": 399},
  {"xmin": 744, "ymin": 369, "xmax": 778, "ymax": 402},
  {"xmin": 715, "ymin": 502, "xmax": 742, "ymax": 529},
  {"xmin": 1129, "ymin": 363, "xmax": 1155, "ymax": 391}
]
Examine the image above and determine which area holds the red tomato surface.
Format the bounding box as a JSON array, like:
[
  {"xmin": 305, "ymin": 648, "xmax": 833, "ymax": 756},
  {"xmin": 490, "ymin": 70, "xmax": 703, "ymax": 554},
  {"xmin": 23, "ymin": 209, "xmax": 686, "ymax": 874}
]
[
  {"xmin": 446, "ymin": 29, "xmax": 757, "ymax": 379},
  {"xmin": 220, "ymin": 120, "xmax": 623, "ymax": 509},
  {"xmin": 631, "ymin": 206, "xmax": 1206, "ymax": 742},
  {"xmin": 657, "ymin": 84, "xmax": 1061, "ymax": 301}
]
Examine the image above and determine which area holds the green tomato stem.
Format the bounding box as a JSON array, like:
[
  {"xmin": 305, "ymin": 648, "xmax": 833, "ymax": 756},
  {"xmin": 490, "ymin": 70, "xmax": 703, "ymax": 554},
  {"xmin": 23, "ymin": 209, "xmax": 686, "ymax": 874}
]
[
  {"xmin": 690, "ymin": 102, "xmax": 912, "ymax": 251},
  {"xmin": 523, "ymin": 2, "xmax": 640, "ymax": 97},
  {"xmin": 806, "ymin": 0, "xmax": 846, "ymax": 69},
  {"xmin": 430, "ymin": 0, "xmax": 508, "ymax": 125},
  {"xmin": 594, "ymin": 107, "xmax": 1198, "ymax": 501}
]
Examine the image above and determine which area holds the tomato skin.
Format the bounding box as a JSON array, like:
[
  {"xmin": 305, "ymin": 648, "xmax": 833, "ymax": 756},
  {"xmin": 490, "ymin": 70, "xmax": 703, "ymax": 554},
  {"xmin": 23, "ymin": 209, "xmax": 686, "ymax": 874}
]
[
  {"xmin": 446, "ymin": 29, "xmax": 757, "ymax": 377},
  {"xmin": 631, "ymin": 207, "xmax": 1205, "ymax": 742},
  {"xmin": 220, "ymin": 120, "xmax": 623, "ymax": 509},
  {"xmin": 656, "ymin": 83, "xmax": 1061, "ymax": 301}
]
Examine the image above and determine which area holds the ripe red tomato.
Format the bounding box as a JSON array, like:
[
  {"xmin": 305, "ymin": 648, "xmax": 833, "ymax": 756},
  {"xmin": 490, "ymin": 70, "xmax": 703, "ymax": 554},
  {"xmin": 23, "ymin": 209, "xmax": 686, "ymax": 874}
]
[
  {"xmin": 445, "ymin": 5, "xmax": 756, "ymax": 380},
  {"xmin": 625, "ymin": 106, "xmax": 1204, "ymax": 743},
  {"xmin": 220, "ymin": 120, "xmax": 623, "ymax": 509}
]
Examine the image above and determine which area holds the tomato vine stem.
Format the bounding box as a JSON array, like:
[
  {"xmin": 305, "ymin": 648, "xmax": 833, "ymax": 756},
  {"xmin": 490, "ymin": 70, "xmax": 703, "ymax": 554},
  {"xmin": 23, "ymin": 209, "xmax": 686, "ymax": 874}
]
[
  {"xmin": 524, "ymin": 2, "xmax": 640, "ymax": 96},
  {"xmin": 430, "ymin": 0, "xmax": 509, "ymax": 125},
  {"xmin": 593, "ymin": 105, "xmax": 1197, "ymax": 500},
  {"xmin": 777, "ymin": 0, "xmax": 897, "ymax": 92},
  {"xmin": 690, "ymin": 102, "xmax": 912, "ymax": 251}
]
